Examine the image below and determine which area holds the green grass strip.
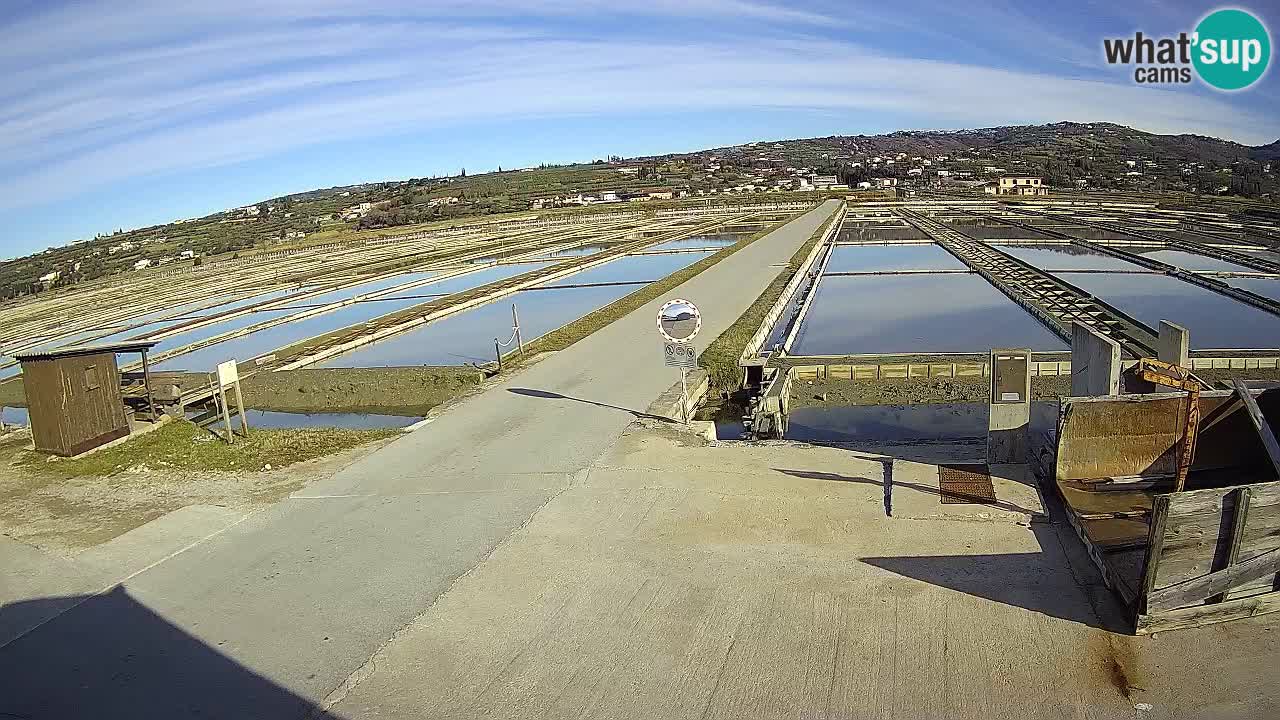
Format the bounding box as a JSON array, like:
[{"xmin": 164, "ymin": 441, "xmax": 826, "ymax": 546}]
[{"xmin": 24, "ymin": 420, "xmax": 398, "ymax": 476}]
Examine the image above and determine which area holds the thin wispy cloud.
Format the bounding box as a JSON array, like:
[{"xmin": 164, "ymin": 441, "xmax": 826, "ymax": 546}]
[{"xmin": 0, "ymin": 1, "xmax": 1275, "ymax": 242}]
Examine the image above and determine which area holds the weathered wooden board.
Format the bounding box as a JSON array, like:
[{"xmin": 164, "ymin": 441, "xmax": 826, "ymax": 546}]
[
  {"xmin": 1055, "ymin": 390, "xmax": 1272, "ymax": 482},
  {"xmin": 1137, "ymin": 591, "xmax": 1280, "ymax": 634},
  {"xmin": 1148, "ymin": 547, "xmax": 1280, "ymax": 612},
  {"xmin": 1152, "ymin": 480, "xmax": 1280, "ymax": 591}
]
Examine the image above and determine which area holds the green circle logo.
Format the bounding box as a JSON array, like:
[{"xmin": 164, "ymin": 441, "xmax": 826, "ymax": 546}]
[{"xmin": 1193, "ymin": 8, "xmax": 1271, "ymax": 90}]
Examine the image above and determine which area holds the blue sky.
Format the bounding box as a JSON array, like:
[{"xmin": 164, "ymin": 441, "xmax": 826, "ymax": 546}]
[{"xmin": 2, "ymin": 1, "xmax": 1278, "ymax": 258}]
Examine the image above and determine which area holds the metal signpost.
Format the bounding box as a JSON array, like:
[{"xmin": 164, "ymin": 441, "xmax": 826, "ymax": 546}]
[{"xmin": 657, "ymin": 298, "xmax": 701, "ymax": 423}]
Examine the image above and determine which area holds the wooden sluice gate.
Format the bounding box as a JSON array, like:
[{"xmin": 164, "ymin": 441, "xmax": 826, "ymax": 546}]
[{"xmin": 1045, "ymin": 381, "xmax": 1280, "ymax": 633}]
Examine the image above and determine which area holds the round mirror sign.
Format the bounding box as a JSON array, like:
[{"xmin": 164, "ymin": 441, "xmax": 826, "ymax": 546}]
[{"xmin": 657, "ymin": 298, "xmax": 701, "ymax": 343}]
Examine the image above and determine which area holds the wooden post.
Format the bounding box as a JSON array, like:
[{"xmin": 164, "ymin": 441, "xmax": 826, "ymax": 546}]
[
  {"xmin": 140, "ymin": 348, "xmax": 157, "ymax": 421},
  {"xmin": 219, "ymin": 383, "xmax": 234, "ymax": 444},
  {"xmin": 1138, "ymin": 495, "xmax": 1171, "ymax": 616},
  {"xmin": 1233, "ymin": 379, "xmax": 1280, "ymax": 479},
  {"xmin": 1174, "ymin": 387, "xmax": 1200, "ymax": 493},
  {"xmin": 512, "ymin": 304, "xmax": 524, "ymax": 355},
  {"xmin": 233, "ymin": 379, "xmax": 249, "ymax": 437},
  {"xmin": 1210, "ymin": 487, "xmax": 1252, "ymax": 604},
  {"xmin": 494, "ymin": 339, "xmax": 503, "ymax": 372}
]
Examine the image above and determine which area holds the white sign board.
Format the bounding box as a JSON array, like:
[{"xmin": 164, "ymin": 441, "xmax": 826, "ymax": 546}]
[
  {"xmin": 663, "ymin": 342, "xmax": 697, "ymax": 369},
  {"xmin": 657, "ymin": 298, "xmax": 701, "ymax": 343},
  {"xmin": 216, "ymin": 359, "xmax": 239, "ymax": 388}
]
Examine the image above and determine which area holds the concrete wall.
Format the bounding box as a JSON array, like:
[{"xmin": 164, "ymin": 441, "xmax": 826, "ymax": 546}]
[
  {"xmin": 1158, "ymin": 320, "xmax": 1190, "ymax": 368},
  {"xmin": 1071, "ymin": 323, "xmax": 1120, "ymax": 397}
]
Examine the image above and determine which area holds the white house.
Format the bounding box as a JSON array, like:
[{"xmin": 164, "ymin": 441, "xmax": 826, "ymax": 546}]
[{"xmin": 133, "ymin": 259, "xmax": 152, "ymax": 270}]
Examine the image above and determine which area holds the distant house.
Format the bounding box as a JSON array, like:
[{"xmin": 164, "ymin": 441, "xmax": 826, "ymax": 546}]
[
  {"xmin": 811, "ymin": 175, "xmax": 838, "ymax": 189},
  {"xmin": 855, "ymin": 181, "xmax": 872, "ymax": 190},
  {"xmin": 907, "ymin": 168, "xmax": 924, "ymax": 177},
  {"xmin": 872, "ymin": 178, "xmax": 898, "ymax": 188},
  {"xmin": 984, "ymin": 176, "xmax": 1047, "ymax": 196},
  {"xmin": 133, "ymin": 259, "xmax": 152, "ymax": 270},
  {"xmin": 180, "ymin": 250, "xmax": 196, "ymax": 259}
]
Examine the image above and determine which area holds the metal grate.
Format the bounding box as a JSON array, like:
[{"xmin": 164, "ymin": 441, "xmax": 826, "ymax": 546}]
[{"xmin": 939, "ymin": 464, "xmax": 997, "ymax": 504}]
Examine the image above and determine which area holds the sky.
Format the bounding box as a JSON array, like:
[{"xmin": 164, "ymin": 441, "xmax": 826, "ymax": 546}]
[{"xmin": 2, "ymin": 1, "xmax": 1278, "ymax": 258}]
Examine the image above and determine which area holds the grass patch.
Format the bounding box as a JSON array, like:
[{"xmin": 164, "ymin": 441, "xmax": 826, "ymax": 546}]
[
  {"xmin": 509, "ymin": 213, "xmax": 801, "ymax": 360},
  {"xmin": 698, "ymin": 210, "xmax": 838, "ymax": 392},
  {"xmin": 22, "ymin": 420, "xmax": 398, "ymax": 477}
]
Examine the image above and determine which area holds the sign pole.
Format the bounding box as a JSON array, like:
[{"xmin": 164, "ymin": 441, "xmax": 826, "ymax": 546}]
[
  {"xmin": 657, "ymin": 298, "xmax": 702, "ymax": 425},
  {"xmin": 679, "ymin": 368, "xmax": 689, "ymax": 424},
  {"xmin": 219, "ymin": 384, "xmax": 234, "ymax": 444},
  {"xmin": 233, "ymin": 379, "xmax": 249, "ymax": 437}
]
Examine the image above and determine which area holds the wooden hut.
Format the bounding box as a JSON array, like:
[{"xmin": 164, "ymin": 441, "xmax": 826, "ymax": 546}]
[{"xmin": 13, "ymin": 341, "xmax": 159, "ymax": 457}]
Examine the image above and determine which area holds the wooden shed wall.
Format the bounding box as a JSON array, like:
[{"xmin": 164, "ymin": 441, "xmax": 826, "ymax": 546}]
[{"xmin": 23, "ymin": 352, "xmax": 128, "ymax": 456}]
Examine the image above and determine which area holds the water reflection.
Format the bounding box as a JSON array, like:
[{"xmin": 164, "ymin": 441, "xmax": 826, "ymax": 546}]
[
  {"xmin": 241, "ymin": 409, "xmax": 420, "ymax": 430},
  {"xmin": 1055, "ymin": 271, "xmax": 1280, "ymax": 349},
  {"xmin": 785, "ymin": 402, "xmax": 1057, "ymax": 443},
  {"xmin": 153, "ymin": 264, "xmax": 559, "ymax": 370},
  {"xmin": 792, "ymin": 274, "xmax": 1067, "ymax": 355},
  {"xmin": 1222, "ymin": 277, "xmax": 1280, "ymax": 303},
  {"xmin": 644, "ymin": 234, "xmax": 742, "ymax": 252},
  {"xmin": 1135, "ymin": 249, "xmax": 1255, "ymax": 273},
  {"xmin": 825, "ymin": 244, "xmax": 965, "ymax": 273},
  {"xmin": 321, "ymin": 252, "xmax": 712, "ymax": 367},
  {"xmin": 995, "ymin": 244, "xmax": 1143, "ymax": 272},
  {"xmin": 837, "ymin": 226, "xmax": 925, "ymax": 243}
]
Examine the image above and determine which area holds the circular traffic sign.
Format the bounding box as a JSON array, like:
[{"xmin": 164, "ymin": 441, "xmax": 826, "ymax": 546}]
[{"xmin": 658, "ymin": 298, "xmax": 700, "ymax": 343}]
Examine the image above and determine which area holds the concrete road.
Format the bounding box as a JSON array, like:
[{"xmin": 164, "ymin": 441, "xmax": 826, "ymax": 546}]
[
  {"xmin": 0, "ymin": 200, "xmax": 840, "ymax": 719},
  {"xmin": 325, "ymin": 426, "xmax": 1280, "ymax": 720}
]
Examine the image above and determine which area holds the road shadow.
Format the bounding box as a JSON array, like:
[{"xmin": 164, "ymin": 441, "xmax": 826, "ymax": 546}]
[
  {"xmin": 859, "ymin": 520, "xmax": 1129, "ymax": 633},
  {"xmin": 507, "ymin": 387, "xmax": 675, "ymax": 423},
  {"xmin": 0, "ymin": 586, "xmax": 334, "ymax": 719},
  {"xmin": 773, "ymin": 466, "xmax": 1041, "ymax": 518}
]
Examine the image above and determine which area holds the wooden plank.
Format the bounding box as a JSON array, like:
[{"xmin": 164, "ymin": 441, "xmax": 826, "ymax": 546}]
[
  {"xmin": 1232, "ymin": 379, "xmax": 1280, "ymax": 479},
  {"xmin": 1139, "ymin": 495, "xmax": 1169, "ymax": 613},
  {"xmin": 1153, "ymin": 480, "xmax": 1280, "ymax": 588},
  {"xmin": 1138, "ymin": 590, "xmax": 1280, "ymax": 634},
  {"xmin": 1147, "ymin": 546, "xmax": 1280, "ymax": 612},
  {"xmin": 1211, "ymin": 487, "xmax": 1251, "ymax": 604}
]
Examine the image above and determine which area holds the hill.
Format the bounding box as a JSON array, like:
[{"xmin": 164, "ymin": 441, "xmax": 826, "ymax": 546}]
[{"xmin": 2, "ymin": 121, "xmax": 1278, "ymax": 303}]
